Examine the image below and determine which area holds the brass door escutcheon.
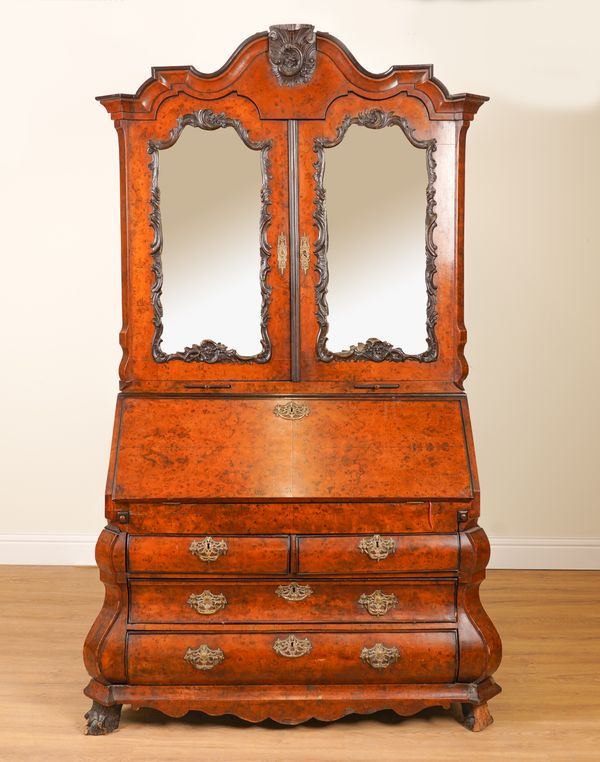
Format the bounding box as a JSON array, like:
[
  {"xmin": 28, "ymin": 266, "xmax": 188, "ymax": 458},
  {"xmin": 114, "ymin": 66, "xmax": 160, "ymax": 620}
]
[
  {"xmin": 357, "ymin": 590, "xmax": 398, "ymax": 616},
  {"xmin": 276, "ymin": 582, "xmax": 313, "ymax": 601},
  {"xmin": 358, "ymin": 534, "xmax": 396, "ymax": 561},
  {"xmin": 187, "ymin": 590, "xmax": 228, "ymax": 615},
  {"xmin": 273, "ymin": 400, "xmax": 310, "ymax": 420},
  {"xmin": 189, "ymin": 536, "xmax": 228, "ymax": 562},
  {"xmin": 277, "ymin": 231, "xmax": 287, "ymax": 274},
  {"xmin": 360, "ymin": 643, "xmax": 399, "ymax": 669},
  {"xmin": 300, "ymin": 233, "xmax": 310, "ymax": 274},
  {"xmin": 184, "ymin": 644, "xmax": 224, "ymax": 671},
  {"xmin": 273, "ymin": 634, "xmax": 313, "ymax": 658}
]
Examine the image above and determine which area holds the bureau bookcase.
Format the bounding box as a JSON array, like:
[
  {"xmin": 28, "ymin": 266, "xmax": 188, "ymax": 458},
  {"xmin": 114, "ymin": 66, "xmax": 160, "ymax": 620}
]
[{"xmin": 83, "ymin": 24, "xmax": 502, "ymax": 734}]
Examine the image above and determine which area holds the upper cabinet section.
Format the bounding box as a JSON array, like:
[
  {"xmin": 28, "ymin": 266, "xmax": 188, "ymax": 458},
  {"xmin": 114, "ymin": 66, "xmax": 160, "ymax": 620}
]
[{"xmin": 98, "ymin": 25, "xmax": 487, "ymax": 392}]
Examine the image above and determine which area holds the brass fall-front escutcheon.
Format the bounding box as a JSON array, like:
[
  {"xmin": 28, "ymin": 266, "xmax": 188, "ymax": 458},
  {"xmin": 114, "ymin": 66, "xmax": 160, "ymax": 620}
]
[
  {"xmin": 360, "ymin": 643, "xmax": 400, "ymax": 670},
  {"xmin": 273, "ymin": 400, "xmax": 310, "ymax": 420},
  {"xmin": 184, "ymin": 644, "xmax": 224, "ymax": 671},
  {"xmin": 189, "ymin": 536, "xmax": 228, "ymax": 563},
  {"xmin": 358, "ymin": 534, "xmax": 396, "ymax": 561},
  {"xmin": 187, "ymin": 590, "xmax": 228, "ymax": 615},
  {"xmin": 276, "ymin": 582, "xmax": 313, "ymax": 601},
  {"xmin": 357, "ymin": 590, "xmax": 398, "ymax": 617},
  {"xmin": 273, "ymin": 634, "xmax": 313, "ymax": 658},
  {"xmin": 277, "ymin": 231, "xmax": 287, "ymax": 274}
]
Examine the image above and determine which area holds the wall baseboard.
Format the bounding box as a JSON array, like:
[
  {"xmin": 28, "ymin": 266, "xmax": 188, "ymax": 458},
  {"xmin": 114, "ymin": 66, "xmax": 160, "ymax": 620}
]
[
  {"xmin": 488, "ymin": 537, "xmax": 600, "ymax": 570},
  {"xmin": 0, "ymin": 534, "xmax": 98, "ymax": 566},
  {"xmin": 0, "ymin": 534, "xmax": 599, "ymax": 569}
]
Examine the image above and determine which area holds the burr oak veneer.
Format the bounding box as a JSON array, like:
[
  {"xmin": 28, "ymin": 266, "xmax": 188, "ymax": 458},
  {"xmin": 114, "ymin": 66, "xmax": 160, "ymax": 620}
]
[{"xmin": 83, "ymin": 24, "xmax": 501, "ymax": 735}]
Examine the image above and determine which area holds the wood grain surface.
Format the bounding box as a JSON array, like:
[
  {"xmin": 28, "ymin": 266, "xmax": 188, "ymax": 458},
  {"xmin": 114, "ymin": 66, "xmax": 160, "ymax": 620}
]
[
  {"xmin": 1, "ymin": 567, "xmax": 599, "ymax": 761},
  {"xmin": 112, "ymin": 397, "xmax": 473, "ymax": 501}
]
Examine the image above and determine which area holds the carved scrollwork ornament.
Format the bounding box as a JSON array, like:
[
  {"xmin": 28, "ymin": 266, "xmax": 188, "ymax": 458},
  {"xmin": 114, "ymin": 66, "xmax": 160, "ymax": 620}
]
[
  {"xmin": 276, "ymin": 582, "xmax": 313, "ymax": 601},
  {"xmin": 268, "ymin": 24, "xmax": 317, "ymax": 86},
  {"xmin": 184, "ymin": 644, "xmax": 225, "ymax": 671},
  {"xmin": 187, "ymin": 590, "xmax": 228, "ymax": 615},
  {"xmin": 189, "ymin": 536, "xmax": 228, "ymax": 562},
  {"xmin": 273, "ymin": 634, "xmax": 313, "ymax": 658},
  {"xmin": 358, "ymin": 590, "xmax": 399, "ymax": 617},
  {"xmin": 358, "ymin": 534, "xmax": 397, "ymax": 561},
  {"xmin": 148, "ymin": 109, "xmax": 273, "ymax": 364},
  {"xmin": 360, "ymin": 643, "xmax": 400, "ymax": 670}
]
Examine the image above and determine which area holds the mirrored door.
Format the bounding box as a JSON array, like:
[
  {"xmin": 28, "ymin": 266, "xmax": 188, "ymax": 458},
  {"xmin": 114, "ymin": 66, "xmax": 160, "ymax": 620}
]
[
  {"xmin": 144, "ymin": 106, "xmax": 291, "ymax": 382},
  {"xmin": 297, "ymin": 103, "xmax": 440, "ymax": 381}
]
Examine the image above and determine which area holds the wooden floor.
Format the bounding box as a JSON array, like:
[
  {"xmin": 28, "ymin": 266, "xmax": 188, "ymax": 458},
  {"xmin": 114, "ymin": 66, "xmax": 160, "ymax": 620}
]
[{"xmin": 1, "ymin": 568, "xmax": 599, "ymax": 761}]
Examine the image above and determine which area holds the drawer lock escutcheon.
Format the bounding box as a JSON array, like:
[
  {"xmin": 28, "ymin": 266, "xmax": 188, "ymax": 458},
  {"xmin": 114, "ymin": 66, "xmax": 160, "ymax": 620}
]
[
  {"xmin": 358, "ymin": 590, "xmax": 398, "ymax": 617},
  {"xmin": 189, "ymin": 536, "xmax": 228, "ymax": 563},
  {"xmin": 184, "ymin": 644, "xmax": 224, "ymax": 671},
  {"xmin": 187, "ymin": 590, "xmax": 228, "ymax": 615},
  {"xmin": 360, "ymin": 643, "xmax": 400, "ymax": 670},
  {"xmin": 273, "ymin": 634, "xmax": 313, "ymax": 658},
  {"xmin": 358, "ymin": 534, "xmax": 396, "ymax": 561},
  {"xmin": 276, "ymin": 582, "xmax": 313, "ymax": 601}
]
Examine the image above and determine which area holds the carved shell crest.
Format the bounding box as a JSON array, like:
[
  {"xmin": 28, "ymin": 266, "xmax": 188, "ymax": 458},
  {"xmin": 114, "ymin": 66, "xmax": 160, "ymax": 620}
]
[{"xmin": 268, "ymin": 24, "xmax": 316, "ymax": 86}]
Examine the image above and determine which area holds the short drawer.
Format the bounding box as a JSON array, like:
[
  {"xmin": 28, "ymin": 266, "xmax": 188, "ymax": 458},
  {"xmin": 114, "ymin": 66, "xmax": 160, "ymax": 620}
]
[
  {"xmin": 297, "ymin": 534, "xmax": 459, "ymax": 575},
  {"xmin": 127, "ymin": 535, "xmax": 290, "ymax": 575},
  {"xmin": 128, "ymin": 579, "xmax": 457, "ymax": 625},
  {"xmin": 127, "ymin": 630, "xmax": 457, "ymax": 685}
]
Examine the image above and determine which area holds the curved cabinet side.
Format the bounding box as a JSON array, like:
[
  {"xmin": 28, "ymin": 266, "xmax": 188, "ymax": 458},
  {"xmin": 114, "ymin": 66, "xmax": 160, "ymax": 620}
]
[
  {"xmin": 457, "ymin": 527, "xmax": 502, "ymax": 682},
  {"xmin": 83, "ymin": 526, "xmax": 128, "ymax": 684}
]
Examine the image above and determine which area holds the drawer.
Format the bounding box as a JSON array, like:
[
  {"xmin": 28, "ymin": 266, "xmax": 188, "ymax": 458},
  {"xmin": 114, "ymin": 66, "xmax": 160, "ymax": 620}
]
[
  {"xmin": 127, "ymin": 535, "xmax": 290, "ymax": 575},
  {"xmin": 127, "ymin": 630, "xmax": 457, "ymax": 685},
  {"xmin": 297, "ymin": 534, "xmax": 459, "ymax": 575},
  {"xmin": 129, "ymin": 579, "xmax": 457, "ymax": 625}
]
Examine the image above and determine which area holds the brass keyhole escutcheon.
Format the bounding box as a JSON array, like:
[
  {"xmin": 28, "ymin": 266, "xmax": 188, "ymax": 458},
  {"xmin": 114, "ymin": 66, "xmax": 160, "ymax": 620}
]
[
  {"xmin": 273, "ymin": 400, "xmax": 310, "ymax": 420},
  {"xmin": 189, "ymin": 536, "xmax": 228, "ymax": 562},
  {"xmin": 300, "ymin": 233, "xmax": 310, "ymax": 274},
  {"xmin": 358, "ymin": 534, "xmax": 396, "ymax": 561},
  {"xmin": 277, "ymin": 231, "xmax": 287, "ymax": 274}
]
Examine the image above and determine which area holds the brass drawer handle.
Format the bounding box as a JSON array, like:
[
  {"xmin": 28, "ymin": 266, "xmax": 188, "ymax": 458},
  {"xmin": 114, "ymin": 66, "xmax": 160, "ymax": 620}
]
[
  {"xmin": 273, "ymin": 400, "xmax": 310, "ymax": 420},
  {"xmin": 189, "ymin": 536, "xmax": 228, "ymax": 562},
  {"xmin": 187, "ymin": 590, "xmax": 228, "ymax": 615},
  {"xmin": 184, "ymin": 644, "xmax": 224, "ymax": 671},
  {"xmin": 358, "ymin": 534, "xmax": 396, "ymax": 561},
  {"xmin": 277, "ymin": 231, "xmax": 287, "ymax": 274},
  {"xmin": 360, "ymin": 643, "xmax": 399, "ymax": 670},
  {"xmin": 358, "ymin": 590, "xmax": 398, "ymax": 617},
  {"xmin": 273, "ymin": 634, "xmax": 312, "ymax": 658},
  {"xmin": 276, "ymin": 582, "xmax": 313, "ymax": 601}
]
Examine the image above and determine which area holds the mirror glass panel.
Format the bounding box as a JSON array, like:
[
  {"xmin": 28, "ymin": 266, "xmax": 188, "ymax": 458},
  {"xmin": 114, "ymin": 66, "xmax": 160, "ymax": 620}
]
[
  {"xmin": 158, "ymin": 125, "xmax": 263, "ymax": 357},
  {"xmin": 323, "ymin": 124, "xmax": 429, "ymax": 355}
]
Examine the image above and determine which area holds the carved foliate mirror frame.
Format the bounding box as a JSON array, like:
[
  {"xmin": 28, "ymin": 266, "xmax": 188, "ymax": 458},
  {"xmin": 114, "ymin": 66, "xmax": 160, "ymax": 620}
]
[
  {"xmin": 147, "ymin": 109, "xmax": 273, "ymax": 364},
  {"xmin": 313, "ymin": 108, "xmax": 438, "ymax": 364}
]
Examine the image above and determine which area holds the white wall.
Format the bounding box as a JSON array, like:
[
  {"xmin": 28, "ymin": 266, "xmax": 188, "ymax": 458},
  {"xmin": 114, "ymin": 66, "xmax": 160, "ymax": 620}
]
[{"xmin": 1, "ymin": 0, "xmax": 599, "ymax": 567}]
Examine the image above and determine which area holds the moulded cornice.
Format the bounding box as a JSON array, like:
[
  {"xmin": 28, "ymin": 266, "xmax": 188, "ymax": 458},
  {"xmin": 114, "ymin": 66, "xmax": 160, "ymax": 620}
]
[
  {"xmin": 97, "ymin": 27, "xmax": 488, "ymax": 122},
  {"xmin": 96, "ymin": 32, "xmax": 268, "ymax": 120}
]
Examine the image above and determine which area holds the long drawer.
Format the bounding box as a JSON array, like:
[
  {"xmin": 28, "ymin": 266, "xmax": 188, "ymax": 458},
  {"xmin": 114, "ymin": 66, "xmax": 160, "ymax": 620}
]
[
  {"xmin": 127, "ymin": 630, "xmax": 458, "ymax": 685},
  {"xmin": 128, "ymin": 579, "xmax": 457, "ymax": 625},
  {"xmin": 127, "ymin": 535, "xmax": 290, "ymax": 575},
  {"xmin": 297, "ymin": 534, "xmax": 459, "ymax": 574}
]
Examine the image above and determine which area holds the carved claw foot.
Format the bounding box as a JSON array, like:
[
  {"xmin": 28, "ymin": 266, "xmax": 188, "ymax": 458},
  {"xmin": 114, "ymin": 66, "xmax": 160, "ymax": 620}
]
[
  {"xmin": 461, "ymin": 701, "xmax": 494, "ymax": 732},
  {"xmin": 84, "ymin": 701, "xmax": 122, "ymax": 735}
]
